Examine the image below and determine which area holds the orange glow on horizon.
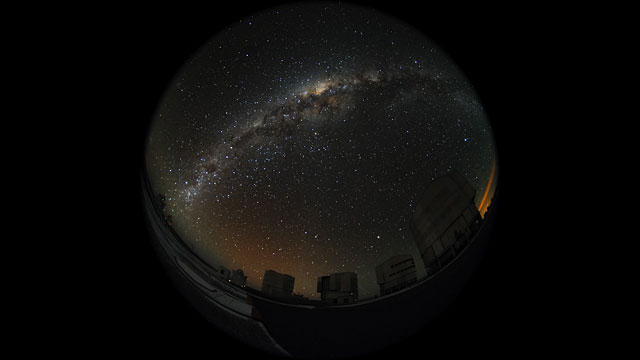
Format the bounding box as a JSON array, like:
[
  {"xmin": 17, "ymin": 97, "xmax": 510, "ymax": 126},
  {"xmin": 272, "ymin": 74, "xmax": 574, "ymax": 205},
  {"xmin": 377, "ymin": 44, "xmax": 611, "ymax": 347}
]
[{"xmin": 478, "ymin": 160, "xmax": 497, "ymax": 218}]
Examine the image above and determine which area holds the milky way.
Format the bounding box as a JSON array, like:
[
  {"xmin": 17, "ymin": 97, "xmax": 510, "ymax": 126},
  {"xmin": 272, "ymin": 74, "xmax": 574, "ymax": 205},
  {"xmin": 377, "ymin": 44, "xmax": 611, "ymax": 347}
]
[
  {"xmin": 184, "ymin": 67, "xmax": 450, "ymax": 205},
  {"xmin": 145, "ymin": 3, "xmax": 497, "ymax": 299}
]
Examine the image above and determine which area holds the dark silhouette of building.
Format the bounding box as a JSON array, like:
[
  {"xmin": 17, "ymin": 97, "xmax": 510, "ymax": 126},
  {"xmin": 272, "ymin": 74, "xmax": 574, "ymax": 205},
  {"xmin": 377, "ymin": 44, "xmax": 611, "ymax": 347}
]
[
  {"xmin": 217, "ymin": 265, "xmax": 231, "ymax": 280},
  {"xmin": 375, "ymin": 255, "xmax": 417, "ymax": 296},
  {"xmin": 262, "ymin": 270, "xmax": 295, "ymax": 297},
  {"xmin": 230, "ymin": 269, "xmax": 248, "ymax": 287},
  {"xmin": 410, "ymin": 171, "xmax": 482, "ymax": 277},
  {"xmin": 317, "ymin": 272, "xmax": 358, "ymax": 304},
  {"xmin": 213, "ymin": 266, "xmax": 247, "ymax": 287}
]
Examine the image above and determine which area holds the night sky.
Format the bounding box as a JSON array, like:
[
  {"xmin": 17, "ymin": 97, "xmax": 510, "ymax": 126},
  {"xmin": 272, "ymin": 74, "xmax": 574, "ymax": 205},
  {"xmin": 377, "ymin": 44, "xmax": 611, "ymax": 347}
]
[{"xmin": 145, "ymin": 3, "xmax": 497, "ymax": 299}]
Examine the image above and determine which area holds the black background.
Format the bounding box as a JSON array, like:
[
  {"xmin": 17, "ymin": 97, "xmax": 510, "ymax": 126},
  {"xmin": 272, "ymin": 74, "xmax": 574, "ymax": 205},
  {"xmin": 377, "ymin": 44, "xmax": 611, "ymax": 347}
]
[{"xmin": 82, "ymin": 1, "xmax": 559, "ymax": 358}]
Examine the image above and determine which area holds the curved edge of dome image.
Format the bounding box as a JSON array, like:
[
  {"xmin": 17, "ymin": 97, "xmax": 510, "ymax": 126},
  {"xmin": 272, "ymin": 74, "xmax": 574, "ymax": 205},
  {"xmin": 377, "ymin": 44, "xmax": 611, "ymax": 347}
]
[{"xmin": 139, "ymin": 1, "xmax": 503, "ymax": 358}]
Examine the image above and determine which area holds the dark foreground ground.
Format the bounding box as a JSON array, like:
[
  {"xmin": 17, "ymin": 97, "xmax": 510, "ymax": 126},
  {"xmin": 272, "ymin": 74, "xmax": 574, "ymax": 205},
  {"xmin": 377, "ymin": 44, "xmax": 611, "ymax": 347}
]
[{"xmin": 145, "ymin": 171, "xmax": 501, "ymax": 358}]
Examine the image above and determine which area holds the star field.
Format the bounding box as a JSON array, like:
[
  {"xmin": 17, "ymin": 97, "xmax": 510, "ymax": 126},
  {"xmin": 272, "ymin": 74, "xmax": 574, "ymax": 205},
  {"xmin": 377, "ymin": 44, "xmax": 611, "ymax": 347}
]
[{"xmin": 145, "ymin": 3, "xmax": 497, "ymax": 299}]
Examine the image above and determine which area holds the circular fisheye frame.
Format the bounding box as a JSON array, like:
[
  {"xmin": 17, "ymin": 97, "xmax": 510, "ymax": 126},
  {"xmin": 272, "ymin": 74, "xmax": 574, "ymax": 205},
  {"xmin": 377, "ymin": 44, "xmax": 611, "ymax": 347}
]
[{"xmin": 143, "ymin": 2, "xmax": 498, "ymax": 358}]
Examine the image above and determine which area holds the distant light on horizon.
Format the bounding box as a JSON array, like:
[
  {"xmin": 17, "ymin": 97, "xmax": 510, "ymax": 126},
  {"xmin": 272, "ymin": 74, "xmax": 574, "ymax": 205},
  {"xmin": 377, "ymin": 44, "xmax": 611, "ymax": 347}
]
[{"xmin": 478, "ymin": 159, "xmax": 497, "ymax": 218}]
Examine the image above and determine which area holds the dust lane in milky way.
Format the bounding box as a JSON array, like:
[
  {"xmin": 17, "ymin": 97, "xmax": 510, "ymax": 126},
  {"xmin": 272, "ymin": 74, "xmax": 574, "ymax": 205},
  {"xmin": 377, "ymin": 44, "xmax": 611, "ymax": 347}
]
[
  {"xmin": 183, "ymin": 67, "xmax": 454, "ymax": 206},
  {"xmin": 145, "ymin": 3, "xmax": 497, "ymax": 299}
]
